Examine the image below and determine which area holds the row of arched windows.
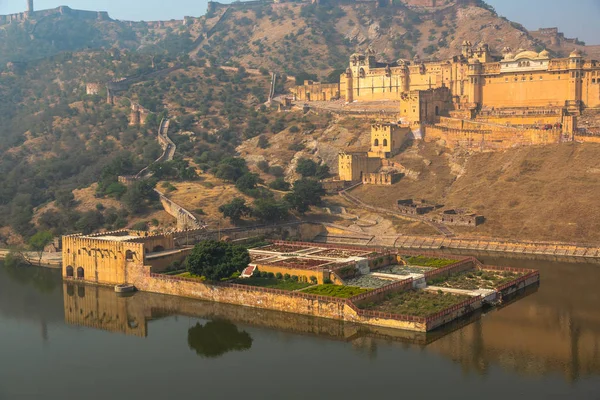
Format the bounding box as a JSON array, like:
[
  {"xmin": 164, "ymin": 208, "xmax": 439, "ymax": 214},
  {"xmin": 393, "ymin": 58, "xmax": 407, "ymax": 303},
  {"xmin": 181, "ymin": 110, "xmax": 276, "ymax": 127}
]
[
  {"xmin": 373, "ymin": 139, "xmax": 388, "ymax": 147},
  {"xmin": 65, "ymin": 266, "xmax": 84, "ymax": 279}
]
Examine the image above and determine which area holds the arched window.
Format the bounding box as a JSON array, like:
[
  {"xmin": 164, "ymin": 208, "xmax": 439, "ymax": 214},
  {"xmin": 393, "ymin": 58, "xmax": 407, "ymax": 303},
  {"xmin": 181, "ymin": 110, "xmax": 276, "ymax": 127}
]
[
  {"xmin": 77, "ymin": 286, "xmax": 86, "ymax": 298},
  {"xmin": 76, "ymin": 267, "xmax": 84, "ymax": 279},
  {"xmin": 126, "ymin": 250, "xmax": 134, "ymax": 260},
  {"xmin": 435, "ymin": 105, "xmax": 439, "ymax": 116},
  {"xmin": 374, "ymin": 139, "xmax": 379, "ymax": 147},
  {"xmin": 359, "ymin": 68, "xmax": 365, "ymax": 78},
  {"xmin": 66, "ymin": 266, "xmax": 74, "ymax": 278},
  {"xmin": 383, "ymin": 139, "xmax": 388, "ymax": 147},
  {"xmin": 66, "ymin": 284, "xmax": 75, "ymax": 296}
]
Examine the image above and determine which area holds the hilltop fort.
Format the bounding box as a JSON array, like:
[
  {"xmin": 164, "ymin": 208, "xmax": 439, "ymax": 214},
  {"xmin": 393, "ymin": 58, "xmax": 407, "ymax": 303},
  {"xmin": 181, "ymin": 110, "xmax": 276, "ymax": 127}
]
[
  {"xmin": 0, "ymin": 1, "xmax": 110, "ymax": 25},
  {"xmin": 293, "ymin": 43, "xmax": 600, "ymax": 163}
]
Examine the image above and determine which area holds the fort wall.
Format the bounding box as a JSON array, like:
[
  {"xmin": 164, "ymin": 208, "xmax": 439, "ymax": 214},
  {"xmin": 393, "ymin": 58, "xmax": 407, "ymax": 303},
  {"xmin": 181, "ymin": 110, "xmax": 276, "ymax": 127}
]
[
  {"xmin": 156, "ymin": 190, "xmax": 203, "ymax": 230},
  {"xmin": 291, "ymin": 81, "xmax": 340, "ymax": 101},
  {"xmin": 424, "ymin": 124, "xmax": 563, "ymax": 151},
  {"xmin": 0, "ymin": 6, "xmax": 111, "ymax": 25},
  {"xmin": 128, "ymin": 266, "xmax": 427, "ymax": 331}
]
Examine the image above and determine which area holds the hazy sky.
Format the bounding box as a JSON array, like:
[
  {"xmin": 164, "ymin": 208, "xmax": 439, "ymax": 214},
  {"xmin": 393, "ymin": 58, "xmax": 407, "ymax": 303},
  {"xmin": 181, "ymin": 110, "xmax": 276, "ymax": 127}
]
[{"xmin": 1, "ymin": 0, "xmax": 599, "ymax": 44}]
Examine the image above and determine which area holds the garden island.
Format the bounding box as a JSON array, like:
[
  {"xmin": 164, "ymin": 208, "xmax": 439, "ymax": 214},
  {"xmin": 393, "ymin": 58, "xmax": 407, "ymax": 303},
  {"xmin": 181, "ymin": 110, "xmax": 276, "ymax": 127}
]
[{"xmin": 62, "ymin": 229, "xmax": 539, "ymax": 332}]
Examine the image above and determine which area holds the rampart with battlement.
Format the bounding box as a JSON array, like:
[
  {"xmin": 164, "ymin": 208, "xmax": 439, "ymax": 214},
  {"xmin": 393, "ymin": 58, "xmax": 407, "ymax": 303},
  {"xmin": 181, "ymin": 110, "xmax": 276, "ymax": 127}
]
[{"xmin": 0, "ymin": 6, "xmax": 110, "ymax": 25}]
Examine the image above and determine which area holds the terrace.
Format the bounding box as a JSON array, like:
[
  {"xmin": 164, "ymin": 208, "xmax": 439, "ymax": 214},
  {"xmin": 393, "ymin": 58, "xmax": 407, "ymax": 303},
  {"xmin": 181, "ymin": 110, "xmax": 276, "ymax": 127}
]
[
  {"xmin": 427, "ymin": 268, "xmax": 528, "ymax": 291},
  {"xmin": 238, "ymin": 241, "xmax": 539, "ymax": 332},
  {"xmin": 263, "ymin": 257, "xmax": 333, "ymax": 270},
  {"xmin": 359, "ymin": 289, "xmax": 472, "ymax": 317}
]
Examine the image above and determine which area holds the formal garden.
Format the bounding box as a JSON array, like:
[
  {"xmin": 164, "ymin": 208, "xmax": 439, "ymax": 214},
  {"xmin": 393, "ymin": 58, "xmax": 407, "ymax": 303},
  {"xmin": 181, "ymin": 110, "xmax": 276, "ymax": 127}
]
[
  {"xmin": 402, "ymin": 255, "xmax": 458, "ymax": 268},
  {"xmin": 358, "ymin": 290, "xmax": 471, "ymax": 317},
  {"xmin": 299, "ymin": 284, "xmax": 371, "ymax": 298},
  {"xmin": 427, "ymin": 269, "xmax": 527, "ymax": 290}
]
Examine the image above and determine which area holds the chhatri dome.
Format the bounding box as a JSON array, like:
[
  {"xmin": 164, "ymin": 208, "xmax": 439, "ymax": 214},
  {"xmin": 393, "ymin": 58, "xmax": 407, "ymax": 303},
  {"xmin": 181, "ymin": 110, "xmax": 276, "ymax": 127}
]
[{"xmin": 570, "ymin": 49, "xmax": 583, "ymax": 58}]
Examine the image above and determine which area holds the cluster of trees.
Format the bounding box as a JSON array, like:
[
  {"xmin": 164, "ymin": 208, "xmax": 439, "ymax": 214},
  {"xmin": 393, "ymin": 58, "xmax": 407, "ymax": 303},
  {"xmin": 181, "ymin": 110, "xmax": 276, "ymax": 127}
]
[
  {"xmin": 219, "ymin": 178, "xmax": 325, "ymax": 224},
  {"xmin": 0, "ymin": 47, "xmax": 182, "ymax": 240},
  {"xmin": 185, "ymin": 240, "xmax": 250, "ymax": 281}
]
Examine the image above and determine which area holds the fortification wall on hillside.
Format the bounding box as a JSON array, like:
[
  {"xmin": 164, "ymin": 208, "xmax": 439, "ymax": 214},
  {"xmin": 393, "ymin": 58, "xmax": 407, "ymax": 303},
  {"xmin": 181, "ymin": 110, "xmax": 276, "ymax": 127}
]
[
  {"xmin": 0, "ymin": 6, "xmax": 110, "ymax": 25},
  {"xmin": 424, "ymin": 124, "xmax": 564, "ymax": 151},
  {"xmin": 155, "ymin": 190, "xmax": 204, "ymax": 230}
]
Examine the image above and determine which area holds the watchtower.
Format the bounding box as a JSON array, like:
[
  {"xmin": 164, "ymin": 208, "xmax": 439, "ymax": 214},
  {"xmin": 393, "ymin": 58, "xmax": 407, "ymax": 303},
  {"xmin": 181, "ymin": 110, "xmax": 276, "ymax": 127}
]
[{"xmin": 27, "ymin": 0, "xmax": 34, "ymax": 13}]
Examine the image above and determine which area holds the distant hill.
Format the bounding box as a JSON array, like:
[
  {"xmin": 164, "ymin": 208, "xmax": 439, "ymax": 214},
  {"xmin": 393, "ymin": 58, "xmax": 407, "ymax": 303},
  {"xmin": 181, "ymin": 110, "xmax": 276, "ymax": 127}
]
[{"xmin": 2, "ymin": 1, "xmax": 599, "ymax": 75}]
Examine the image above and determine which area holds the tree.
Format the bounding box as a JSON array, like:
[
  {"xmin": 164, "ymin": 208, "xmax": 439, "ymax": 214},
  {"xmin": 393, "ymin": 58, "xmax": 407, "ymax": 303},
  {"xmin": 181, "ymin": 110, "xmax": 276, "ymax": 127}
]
[
  {"xmin": 295, "ymin": 71, "xmax": 318, "ymax": 86},
  {"xmin": 55, "ymin": 190, "xmax": 75, "ymax": 209},
  {"xmin": 123, "ymin": 178, "xmax": 158, "ymax": 214},
  {"xmin": 316, "ymin": 164, "xmax": 330, "ymax": 179},
  {"xmin": 295, "ymin": 158, "xmax": 318, "ymax": 177},
  {"xmin": 235, "ymin": 173, "xmax": 260, "ymax": 193},
  {"xmin": 268, "ymin": 177, "xmax": 290, "ymax": 191},
  {"xmin": 257, "ymin": 160, "xmax": 269, "ymax": 173},
  {"xmin": 257, "ymin": 135, "xmax": 269, "ymax": 149},
  {"xmin": 28, "ymin": 230, "xmax": 53, "ymax": 266},
  {"xmin": 252, "ymin": 198, "xmax": 289, "ymax": 223},
  {"xmin": 284, "ymin": 178, "xmax": 325, "ymax": 214},
  {"xmin": 219, "ymin": 198, "xmax": 251, "ymax": 224},
  {"xmin": 214, "ymin": 157, "xmax": 248, "ymax": 182},
  {"xmin": 185, "ymin": 240, "xmax": 250, "ymax": 281}
]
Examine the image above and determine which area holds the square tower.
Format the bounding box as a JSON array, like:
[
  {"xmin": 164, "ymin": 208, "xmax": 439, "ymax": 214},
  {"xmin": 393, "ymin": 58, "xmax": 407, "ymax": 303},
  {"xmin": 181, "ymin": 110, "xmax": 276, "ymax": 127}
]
[{"xmin": 368, "ymin": 123, "xmax": 406, "ymax": 158}]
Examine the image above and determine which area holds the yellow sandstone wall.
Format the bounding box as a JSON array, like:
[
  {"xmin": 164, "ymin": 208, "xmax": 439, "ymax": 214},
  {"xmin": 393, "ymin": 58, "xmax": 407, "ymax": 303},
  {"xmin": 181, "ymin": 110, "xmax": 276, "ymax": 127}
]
[
  {"xmin": 252, "ymin": 264, "xmax": 327, "ymax": 284},
  {"xmin": 128, "ymin": 265, "xmax": 426, "ymax": 331},
  {"xmin": 338, "ymin": 153, "xmax": 381, "ymax": 182},
  {"xmin": 478, "ymin": 71, "xmax": 571, "ymax": 108},
  {"xmin": 62, "ymin": 236, "xmax": 145, "ymax": 285},
  {"xmin": 425, "ymin": 125, "xmax": 562, "ymax": 150},
  {"xmin": 292, "ymin": 82, "xmax": 340, "ymax": 101}
]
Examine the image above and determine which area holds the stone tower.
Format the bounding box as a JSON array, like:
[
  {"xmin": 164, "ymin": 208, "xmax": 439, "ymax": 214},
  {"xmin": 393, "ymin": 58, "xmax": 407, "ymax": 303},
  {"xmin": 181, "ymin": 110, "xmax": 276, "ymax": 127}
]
[{"xmin": 27, "ymin": 0, "xmax": 34, "ymax": 13}]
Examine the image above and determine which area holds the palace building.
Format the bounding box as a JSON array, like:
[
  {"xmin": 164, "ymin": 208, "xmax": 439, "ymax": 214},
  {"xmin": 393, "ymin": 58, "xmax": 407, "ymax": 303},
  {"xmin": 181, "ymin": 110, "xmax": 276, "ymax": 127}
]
[{"xmin": 293, "ymin": 44, "xmax": 600, "ymax": 135}]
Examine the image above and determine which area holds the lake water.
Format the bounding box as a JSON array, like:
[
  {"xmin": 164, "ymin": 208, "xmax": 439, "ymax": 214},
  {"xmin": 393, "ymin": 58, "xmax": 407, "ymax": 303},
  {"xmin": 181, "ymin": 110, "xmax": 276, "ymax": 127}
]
[{"xmin": 1, "ymin": 254, "xmax": 600, "ymax": 399}]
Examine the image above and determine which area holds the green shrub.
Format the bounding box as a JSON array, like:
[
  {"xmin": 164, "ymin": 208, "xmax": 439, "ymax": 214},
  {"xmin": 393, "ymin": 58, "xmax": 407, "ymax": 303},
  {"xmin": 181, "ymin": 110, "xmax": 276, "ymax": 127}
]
[
  {"xmin": 310, "ymin": 276, "xmax": 317, "ymax": 284},
  {"xmin": 132, "ymin": 221, "xmax": 148, "ymax": 231},
  {"xmin": 284, "ymin": 273, "xmax": 291, "ymax": 280},
  {"xmin": 291, "ymin": 275, "xmax": 299, "ymax": 282},
  {"xmin": 267, "ymin": 272, "xmax": 275, "ymax": 279},
  {"xmin": 275, "ymin": 272, "xmax": 283, "ymax": 279}
]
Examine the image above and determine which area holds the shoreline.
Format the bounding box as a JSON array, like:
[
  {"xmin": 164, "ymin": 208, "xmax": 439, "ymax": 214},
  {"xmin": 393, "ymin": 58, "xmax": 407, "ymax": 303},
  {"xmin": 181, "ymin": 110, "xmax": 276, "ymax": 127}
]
[{"xmin": 3, "ymin": 229, "xmax": 600, "ymax": 269}]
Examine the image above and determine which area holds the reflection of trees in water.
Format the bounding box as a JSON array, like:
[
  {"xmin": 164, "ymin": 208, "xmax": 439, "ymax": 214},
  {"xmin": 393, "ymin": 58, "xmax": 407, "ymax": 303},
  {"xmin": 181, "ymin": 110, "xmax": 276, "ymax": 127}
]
[
  {"xmin": 187, "ymin": 319, "xmax": 253, "ymax": 358},
  {"xmin": 2, "ymin": 262, "xmax": 60, "ymax": 294}
]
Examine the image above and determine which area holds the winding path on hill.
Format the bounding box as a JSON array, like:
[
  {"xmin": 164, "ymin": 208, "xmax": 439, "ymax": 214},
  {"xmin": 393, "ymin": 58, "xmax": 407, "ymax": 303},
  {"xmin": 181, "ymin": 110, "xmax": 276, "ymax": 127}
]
[{"xmin": 118, "ymin": 117, "xmax": 205, "ymax": 231}]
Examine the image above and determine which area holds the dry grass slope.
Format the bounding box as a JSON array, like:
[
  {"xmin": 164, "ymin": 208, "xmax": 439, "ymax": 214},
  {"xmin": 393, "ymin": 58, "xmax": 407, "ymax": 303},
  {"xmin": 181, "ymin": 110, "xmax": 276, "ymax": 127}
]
[{"xmin": 353, "ymin": 143, "xmax": 600, "ymax": 243}]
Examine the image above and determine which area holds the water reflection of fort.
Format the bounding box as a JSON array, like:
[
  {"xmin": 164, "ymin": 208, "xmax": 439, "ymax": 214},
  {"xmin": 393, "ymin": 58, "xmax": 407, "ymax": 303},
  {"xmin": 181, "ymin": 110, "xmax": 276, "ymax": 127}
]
[
  {"xmin": 427, "ymin": 258, "xmax": 600, "ymax": 382},
  {"xmin": 64, "ymin": 255, "xmax": 600, "ymax": 382}
]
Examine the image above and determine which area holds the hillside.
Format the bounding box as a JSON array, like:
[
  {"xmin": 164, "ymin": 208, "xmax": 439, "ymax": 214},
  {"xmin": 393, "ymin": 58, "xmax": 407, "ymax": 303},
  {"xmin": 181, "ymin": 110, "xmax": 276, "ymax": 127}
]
[
  {"xmin": 2, "ymin": 0, "xmax": 600, "ymax": 245},
  {"xmin": 351, "ymin": 142, "xmax": 600, "ymax": 243},
  {"xmin": 3, "ymin": 2, "xmax": 599, "ymax": 76}
]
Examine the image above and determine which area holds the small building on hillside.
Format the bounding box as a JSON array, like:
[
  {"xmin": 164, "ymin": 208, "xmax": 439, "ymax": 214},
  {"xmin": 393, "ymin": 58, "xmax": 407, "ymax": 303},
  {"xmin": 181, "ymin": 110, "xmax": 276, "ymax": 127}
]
[
  {"xmin": 397, "ymin": 199, "xmax": 436, "ymax": 215},
  {"xmin": 434, "ymin": 209, "xmax": 485, "ymax": 226}
]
